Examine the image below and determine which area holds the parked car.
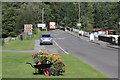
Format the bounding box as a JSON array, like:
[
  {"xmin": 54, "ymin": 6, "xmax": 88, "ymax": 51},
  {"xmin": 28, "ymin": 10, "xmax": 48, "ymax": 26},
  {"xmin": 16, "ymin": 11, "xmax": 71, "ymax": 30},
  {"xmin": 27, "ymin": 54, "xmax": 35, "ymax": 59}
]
[{"xmin": 40, "ymin": 34, "xmax": 53, "ymax": 45}]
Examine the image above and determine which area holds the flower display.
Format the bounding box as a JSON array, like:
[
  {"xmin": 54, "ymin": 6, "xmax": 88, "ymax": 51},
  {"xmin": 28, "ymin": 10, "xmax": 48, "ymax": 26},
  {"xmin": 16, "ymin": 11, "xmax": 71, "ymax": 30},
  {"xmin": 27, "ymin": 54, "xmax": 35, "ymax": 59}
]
[
  {"xmin": 32, "ymin": 49, "xmax": 62, "ymax": 64},
  {"xmin": 30, "ymin": 49, "xmax": 65, "ymax": 76}
]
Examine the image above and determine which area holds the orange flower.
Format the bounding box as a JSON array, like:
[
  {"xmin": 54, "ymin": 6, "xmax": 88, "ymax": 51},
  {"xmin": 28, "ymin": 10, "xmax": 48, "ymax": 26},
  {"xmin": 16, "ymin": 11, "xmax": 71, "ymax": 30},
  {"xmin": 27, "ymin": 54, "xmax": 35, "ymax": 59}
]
[
  {"xmin": 42, "ymin": 49, "xmax": 47, "ymax": 54},
  {"xmin": 49, "ymin": 54, "xmax": 53, "ymax": 57},
  {"xmin": 38, "ymin": 61, "xmax": 41, "ymax": 65}
]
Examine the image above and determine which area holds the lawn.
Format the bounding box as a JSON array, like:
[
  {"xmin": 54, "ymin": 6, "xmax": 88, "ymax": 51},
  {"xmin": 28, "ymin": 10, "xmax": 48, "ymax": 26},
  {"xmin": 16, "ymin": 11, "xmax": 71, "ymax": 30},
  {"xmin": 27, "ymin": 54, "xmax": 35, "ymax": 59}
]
[
  {"xmin": 0, "ymin": 38, "xmax": 2, "ymax": 50},
  {"xmin": 2, "ymin": 31, "xmax": 46, "ymax": 50},
  {"xmin": 2, "ymin": 39, "xmax": 34, "ymax": 50},
  {"xmin": 2, "ymin": 52, "xmax": 107, "ymax": 78},
  {"xmin": 0, "ymin": 52, "xmax": 1, "ymax": 79},
  {"xmin": 0, "ymin": 46, "xmax": 2, "ymax": 50}
]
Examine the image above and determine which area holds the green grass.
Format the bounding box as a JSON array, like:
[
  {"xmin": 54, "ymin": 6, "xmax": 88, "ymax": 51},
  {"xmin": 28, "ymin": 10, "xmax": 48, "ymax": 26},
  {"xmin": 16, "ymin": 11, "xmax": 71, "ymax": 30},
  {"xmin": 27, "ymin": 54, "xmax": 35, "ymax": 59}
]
[
  {"xmin": 2, "ymin": 52, "xmax": 107, "ymax": 78},
  {"xmin": 0, "ymin": 52, "xmax": 2, "ymax": 79},
  {"xmin": 2, "ymin": 39, "xmax": 34, "ymax": 50},
  {"xmin": 34, "ymin": 30, "xmax": 46, "ymax": 40},
  {"xmin": 2, "ymin": 31, "xmax": 46, "ymax": 50},
  {"xmin": 0, "ymin": 46, "xmax": 2, "ymax": 50}
]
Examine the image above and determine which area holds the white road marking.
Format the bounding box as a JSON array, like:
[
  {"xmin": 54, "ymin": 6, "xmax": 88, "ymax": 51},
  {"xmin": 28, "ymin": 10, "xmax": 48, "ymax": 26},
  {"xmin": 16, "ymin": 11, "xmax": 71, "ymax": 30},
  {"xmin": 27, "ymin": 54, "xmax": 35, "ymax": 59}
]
[
  {"xmin": 54, "ymin": 38, "xmax": 65, "ymax": 40},
  {"xmin": 53, "ymin": 34, "xmax": 59, "ymax": 35},
  {"xmin": 53, "ymin": 40, "xmax": 69, "ymax": 54}
]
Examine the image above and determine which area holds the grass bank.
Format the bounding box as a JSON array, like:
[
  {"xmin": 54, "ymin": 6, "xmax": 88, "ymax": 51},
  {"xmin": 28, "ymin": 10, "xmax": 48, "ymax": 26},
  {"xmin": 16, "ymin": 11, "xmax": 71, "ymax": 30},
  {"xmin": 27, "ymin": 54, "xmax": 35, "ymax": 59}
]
[
  {"xmin": 2, "ymin": 39, "xmax": 34, "ymax": 50},
  {"xmin": 2, "ymin": 52, "xmax": 107, "ymax": 78},
  {"xmin": 2, "ymin": 31, "xmax": 46, "ymax": 50}
]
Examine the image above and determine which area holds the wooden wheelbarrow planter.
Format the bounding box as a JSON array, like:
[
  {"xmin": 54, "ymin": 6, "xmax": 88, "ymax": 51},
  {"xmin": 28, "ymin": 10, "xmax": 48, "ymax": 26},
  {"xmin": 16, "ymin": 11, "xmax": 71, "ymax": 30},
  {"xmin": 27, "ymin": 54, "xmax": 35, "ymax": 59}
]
[
  {"xmin": 26, "ymin": 62, "xmax": 53, "ymax": 76},
  {"xmin": 26, "ymin": 62, "xmax": 65, "ymax": 76}
]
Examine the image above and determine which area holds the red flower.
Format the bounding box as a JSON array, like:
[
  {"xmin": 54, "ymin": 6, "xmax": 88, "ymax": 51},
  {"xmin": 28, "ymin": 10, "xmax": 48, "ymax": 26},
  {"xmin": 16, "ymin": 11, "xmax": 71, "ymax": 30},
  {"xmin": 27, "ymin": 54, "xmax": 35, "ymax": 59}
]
[{"xmin": 32, "ymin": 53, "xmax": 39, "ymax": 58}]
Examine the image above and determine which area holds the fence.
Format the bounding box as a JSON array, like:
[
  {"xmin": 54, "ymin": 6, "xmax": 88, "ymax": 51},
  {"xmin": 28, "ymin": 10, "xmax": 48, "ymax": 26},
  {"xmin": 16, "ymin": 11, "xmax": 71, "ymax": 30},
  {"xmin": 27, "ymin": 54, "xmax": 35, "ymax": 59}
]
[
  {"xmin": 0, "ymin": 38, "xmax": 2, "ymax": 46},
  {"xmin": 118, "ymin": 36, "xmax": 120, "ymax": 46},
  {"xmin": 106, "ymin": 35, "xmax": 118, "ymax": 44},
  {"xmin": 2, "ymin": 36, "xmax": 18, "ymax": 46},
  {"xmin": 98, "ymin": 35, "xmax": 115, "ymax": 44}
]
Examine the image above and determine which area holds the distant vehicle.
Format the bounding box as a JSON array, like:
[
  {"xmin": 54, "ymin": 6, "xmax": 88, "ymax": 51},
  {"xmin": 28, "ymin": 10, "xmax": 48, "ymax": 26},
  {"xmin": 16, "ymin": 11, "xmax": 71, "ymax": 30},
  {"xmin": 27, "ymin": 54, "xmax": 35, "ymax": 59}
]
[
  {"xmin": 49, "ymin": 22, "xmax": 56, "ymax": 30},
  {"xmin": 40, "ymin": 34, "xmax": 53, "ymax": 45}
]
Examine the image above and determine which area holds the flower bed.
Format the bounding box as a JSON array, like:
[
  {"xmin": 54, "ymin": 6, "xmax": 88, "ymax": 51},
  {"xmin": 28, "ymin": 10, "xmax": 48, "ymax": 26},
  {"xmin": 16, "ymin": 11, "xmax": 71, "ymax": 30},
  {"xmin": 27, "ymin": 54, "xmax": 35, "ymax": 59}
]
[{"xmin": 28, "ymin": 49, "xmax": 65, "ymax": 76}]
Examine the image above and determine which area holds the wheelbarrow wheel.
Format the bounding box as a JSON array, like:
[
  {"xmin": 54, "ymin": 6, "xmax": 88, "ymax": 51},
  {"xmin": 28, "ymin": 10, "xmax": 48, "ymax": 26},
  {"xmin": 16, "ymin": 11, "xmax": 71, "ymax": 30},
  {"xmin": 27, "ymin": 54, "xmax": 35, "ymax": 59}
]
[
  {"xmin": 43, "ymin": 69, "xmax": 51, "ymax": 76},
  {"xmin": 53, "ymin": 71, "xmax": 59, "ymax": 76}
]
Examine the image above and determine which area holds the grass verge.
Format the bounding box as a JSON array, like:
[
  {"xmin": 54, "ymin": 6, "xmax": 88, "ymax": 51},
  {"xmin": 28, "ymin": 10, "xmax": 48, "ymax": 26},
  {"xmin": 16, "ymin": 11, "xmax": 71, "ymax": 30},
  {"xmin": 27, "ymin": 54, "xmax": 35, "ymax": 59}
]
[
  {"xmin": 2, "ymin": 39, "xmax": 34, "ymax": 50},
  {"xmin": 2, "ymin": 31, "xmax": 46, "ymax": 50},
  {"xmin": 0, "ymin": 38, "xmax": 1, "ymax": 78},
  {"xmin": 0, "ymin": 46, "xmax": 2, "ymax": 50},
  {"xmin": 2, "ymin": 52, "xmax": 107, "ymax": 78}
]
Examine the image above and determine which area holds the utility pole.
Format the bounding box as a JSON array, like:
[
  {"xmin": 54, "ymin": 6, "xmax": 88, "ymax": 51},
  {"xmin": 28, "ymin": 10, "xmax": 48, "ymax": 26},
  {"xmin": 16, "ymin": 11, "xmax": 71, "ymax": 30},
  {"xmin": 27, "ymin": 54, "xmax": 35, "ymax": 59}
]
[
  {"xmin": 42, "ymin": 8, "xmax": 44, "ymax": 24},
  {"xmin": 118, "ymin": 18, "xmax": 120, "ymax": 33},
  {"xmin": 73, "ymin": 2, "xmax": 81, "ymax": 30},
  {"xmin": 42, "ymin": 8, "xmax": 48, "ymax": 31},
  {"xmin": 78, "ymin": 3, "xmax": 80, "ymax": 24},
  {"xmin": 119, "ymin": 18, "xmax": 120, "ymax": 27}
]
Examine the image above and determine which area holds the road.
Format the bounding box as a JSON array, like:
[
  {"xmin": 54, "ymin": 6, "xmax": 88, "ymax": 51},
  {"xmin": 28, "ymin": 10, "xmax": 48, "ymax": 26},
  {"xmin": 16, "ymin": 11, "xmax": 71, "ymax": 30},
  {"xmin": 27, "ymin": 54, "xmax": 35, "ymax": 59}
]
[{"xmin": 45, "ymin": 29, "xmax": 118, "ymax": 78}]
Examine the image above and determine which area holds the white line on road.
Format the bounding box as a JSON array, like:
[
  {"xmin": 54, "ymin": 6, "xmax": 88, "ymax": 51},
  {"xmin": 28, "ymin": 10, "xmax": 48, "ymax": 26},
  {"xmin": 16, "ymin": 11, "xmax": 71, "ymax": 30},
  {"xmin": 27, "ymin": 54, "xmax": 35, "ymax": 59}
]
[
  {"xmin": 53, "ymin": 40, "xmax": 69, "ymax": 54},
  {"xmin": 54, "ymin": 38, "xmax": 65, "ymax": 40}
]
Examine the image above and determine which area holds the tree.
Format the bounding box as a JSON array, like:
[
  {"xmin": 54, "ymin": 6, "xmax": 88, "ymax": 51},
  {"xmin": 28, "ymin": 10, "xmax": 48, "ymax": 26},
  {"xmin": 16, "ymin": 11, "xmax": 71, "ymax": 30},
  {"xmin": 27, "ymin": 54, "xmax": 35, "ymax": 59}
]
[
  {"xmin": 94, "ymin": 2, "xmax": 118, "ymax": 30},
  {"xmin": 2, "ymin": 2, "xmax": 120, "ymax": 38},
  {"xmin": 79, "ymin": 2, "xmax": 95, "ymax": 32},
  {"xmin": 2, "ymin": 3, "xmax": 17, "ymax": 37}
]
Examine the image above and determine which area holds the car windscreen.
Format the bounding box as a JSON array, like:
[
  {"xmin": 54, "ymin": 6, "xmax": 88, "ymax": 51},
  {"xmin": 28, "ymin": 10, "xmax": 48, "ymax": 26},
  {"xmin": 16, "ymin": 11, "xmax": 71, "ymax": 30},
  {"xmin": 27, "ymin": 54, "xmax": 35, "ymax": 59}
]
[{"xmin": 42, "ymin": 35, "xmax": 51, "ymax": 37}]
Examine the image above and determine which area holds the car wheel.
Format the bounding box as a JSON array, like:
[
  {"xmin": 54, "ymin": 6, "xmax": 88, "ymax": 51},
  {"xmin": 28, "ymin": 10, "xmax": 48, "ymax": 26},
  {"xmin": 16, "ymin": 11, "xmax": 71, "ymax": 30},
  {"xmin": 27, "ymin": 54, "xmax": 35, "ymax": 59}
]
[{"xmin": 40, "ymin": 43, "xmax": 42, "ymax": 45}]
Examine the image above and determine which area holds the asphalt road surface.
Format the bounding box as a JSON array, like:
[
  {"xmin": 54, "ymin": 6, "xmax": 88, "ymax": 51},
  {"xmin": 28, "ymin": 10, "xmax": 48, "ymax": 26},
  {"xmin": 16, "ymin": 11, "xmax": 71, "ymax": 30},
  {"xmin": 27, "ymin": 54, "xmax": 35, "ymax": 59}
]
[
  {"xmin": 46, "ymin": 29, "xmax": 118, "ymax": 78},
  {"xmin": 34, "ymin": 40, "xmax": 65, "ymax": 54}
]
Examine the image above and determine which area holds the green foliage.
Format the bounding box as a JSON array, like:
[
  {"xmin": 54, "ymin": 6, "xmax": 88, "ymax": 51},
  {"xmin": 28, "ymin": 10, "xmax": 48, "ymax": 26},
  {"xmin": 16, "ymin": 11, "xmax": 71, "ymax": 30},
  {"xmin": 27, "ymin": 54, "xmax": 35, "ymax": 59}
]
[
  {"xmin": 80, "ymin": 3, "xmax": 94, "ymax": 32},
  {"xmin": 2, "ymin": 2, "xmax": 119, "ymax": 38},
  {"xmin": 2, "ymin": 3, "xmax": 16, "ymax": 37},
  {"xmin": 94, "ymin": 2, "xmax": 119, "ymax": 30}
]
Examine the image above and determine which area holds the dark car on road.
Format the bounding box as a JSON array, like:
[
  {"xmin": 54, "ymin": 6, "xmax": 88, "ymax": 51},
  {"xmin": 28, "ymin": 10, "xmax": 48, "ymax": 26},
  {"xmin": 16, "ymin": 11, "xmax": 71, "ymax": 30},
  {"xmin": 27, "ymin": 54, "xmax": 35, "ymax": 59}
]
[{"xmin": 40, "ymin": 34, "xmax": 53, "ymax": 45}]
